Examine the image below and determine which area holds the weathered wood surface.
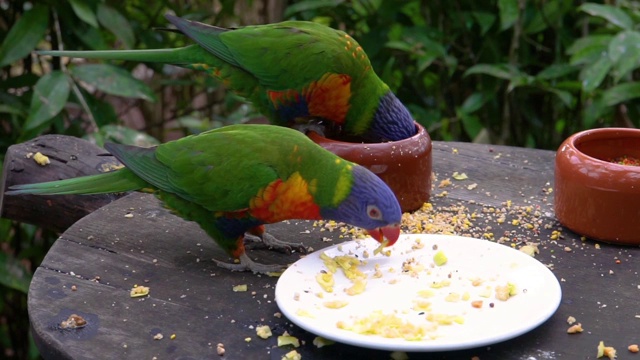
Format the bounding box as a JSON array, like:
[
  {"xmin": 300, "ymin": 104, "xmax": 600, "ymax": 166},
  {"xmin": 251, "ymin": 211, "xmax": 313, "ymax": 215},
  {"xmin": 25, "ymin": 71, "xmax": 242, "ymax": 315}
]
[
  {"xmin": 0, "ymin": 135, "xmax": 126, "ymax": 232},
  {"xmin": 26, "ymin": 141, "xmax": 640, "ymax": 359}
]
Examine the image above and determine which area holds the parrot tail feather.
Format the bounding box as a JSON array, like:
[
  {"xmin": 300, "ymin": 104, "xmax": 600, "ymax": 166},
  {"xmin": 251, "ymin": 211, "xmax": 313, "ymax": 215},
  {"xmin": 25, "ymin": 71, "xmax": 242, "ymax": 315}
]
[
  {"xmin": 36, "ymin": 45, "xmax": 205, "ymax": 66},
  {"xmin": 6, "ymin": 168, "xmax": 147, "ymax": 196}
]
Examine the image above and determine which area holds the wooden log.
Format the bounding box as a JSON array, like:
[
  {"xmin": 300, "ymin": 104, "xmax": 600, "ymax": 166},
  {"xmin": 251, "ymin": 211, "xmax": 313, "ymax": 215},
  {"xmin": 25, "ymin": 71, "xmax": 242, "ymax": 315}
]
[{"xmin": 0, "ymin": 135, "xmax": 127, "ymax": 233}]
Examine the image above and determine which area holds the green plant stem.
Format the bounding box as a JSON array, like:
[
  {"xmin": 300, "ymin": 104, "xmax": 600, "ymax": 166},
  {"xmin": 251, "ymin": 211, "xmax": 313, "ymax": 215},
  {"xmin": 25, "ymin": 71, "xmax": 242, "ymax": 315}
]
[{"xmin": 52, "ymin": 9, "xmax": 99, "ymax": 134}]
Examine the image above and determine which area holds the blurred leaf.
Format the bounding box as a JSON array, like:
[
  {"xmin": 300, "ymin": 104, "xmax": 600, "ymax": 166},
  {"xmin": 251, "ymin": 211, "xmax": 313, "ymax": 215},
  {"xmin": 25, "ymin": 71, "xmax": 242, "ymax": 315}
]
[
  {"xmin": 608, "ymin": 31, "xmax": 640, "ymax": 63},
  {"xmin": 524, "ymin": 1, "xmax": 561, "ymax": 34},
  {"xmin": 0, "ymin": 253, "xmax": 31, "ymax": 294},
  {"xmin": 580, "ymin": 55, "xmax": 613, "ymax": 92},
  {"xmin": 69, "ymin": 0, "xmax": 98, "ymax": 28},
  {"xmin": 498, "ymin": 0, "xmax": 519, "ymax": 30},
  {"xmin": 458, "ymin": 111, "xmax": 483, "ymax": 140},
  {"xmin": 70, "ymin": 64, "xmax": 156, "ymax": 101},
  {"xmin": 579, "ymin": 3, "xmax": 633, "ymax": 30},
  {"xmin": 73, "ymin": 25, "xmax": 110, "ymax": 50},
  {"xmin": 535, "ymin": 64, "xmax": 580, "ymax": 80},
  {"xmin": 460, "ymin": 92, "xmax": 492, "ymax": 114},
  {"xmin": 608, "ymin": 31, "xmax": 640, "ymax": 82},
  {"xmin": 583, "ymin": 97, "xmax": 608, "ymax": 127},
  {"xmin": 471, "ymin": 11, "xmax": 496, "ymax": 35},
  {"xmin": 0, "ymin": 5, "xmax": 49, "ymax": 67},
  {"xmin": 89, "ymin": 125, "xmax": 160, "ymax": 147},
  {"xmin": 97, "ymin": 4, "xmax": 135, "ymax": 49},
  {"xmin": 602, "ymin": 82, "xmax": 640, "ymax": 106},
  {"xmin": 0, "ymin": 104, "xmax": 27, "ymax": 117},
  {"xmin": 464, "ymin": 63, "xmax": 518, "ymax": 80},
  {"xmin": 24, "ymin": 71, "xmax": 71, "ymax": 131},
  {"xmin": 284, "ymin": 0, "xmax": 345, "ymax": 18},
  {"xmin": 545, "ymin": 88, "xmax": 575, "ymax": 108},
  {"xmin": 567, "ymin": 35, "xmax": 612, "ymax": 65}
]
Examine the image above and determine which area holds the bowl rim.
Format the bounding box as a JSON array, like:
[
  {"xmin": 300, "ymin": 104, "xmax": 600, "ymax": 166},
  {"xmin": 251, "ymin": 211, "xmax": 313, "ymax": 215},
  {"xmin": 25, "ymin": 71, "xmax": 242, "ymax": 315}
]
[
  {"xmin": 307, "ymin": 121, "xmax": 429, "ymax": 149},
  {"xmin": 559, "ymin": 127, "xmax": 640, "ymax": 173}
]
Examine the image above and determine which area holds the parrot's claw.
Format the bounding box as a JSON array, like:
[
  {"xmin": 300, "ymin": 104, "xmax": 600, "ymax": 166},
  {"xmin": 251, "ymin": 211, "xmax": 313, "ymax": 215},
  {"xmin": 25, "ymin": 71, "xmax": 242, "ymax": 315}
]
[
  {"xmin": 213, "ymin": 253, "xmax": 288, "ymax": 275},
  {"xmin": 294, "ymin": 121, "xmax": 327, "ymax": 137},
  {"xmin": 244, "ymin": 232, "xmax": 308, "ymax": 254}
]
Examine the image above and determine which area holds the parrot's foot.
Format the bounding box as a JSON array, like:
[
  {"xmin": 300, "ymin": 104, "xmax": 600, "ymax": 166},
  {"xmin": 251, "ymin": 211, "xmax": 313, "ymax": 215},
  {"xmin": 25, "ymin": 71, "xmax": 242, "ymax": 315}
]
[
  {"xmin": 294, "ymin": 121, "xmax": 327, "ymax": 137},
  {"xmin": 244, "ymin": 232, "xmax": 308, "ymax": 254},
  {"xmin": 213, "ymin": 253, "xmax": 287, "ymax": 275}
]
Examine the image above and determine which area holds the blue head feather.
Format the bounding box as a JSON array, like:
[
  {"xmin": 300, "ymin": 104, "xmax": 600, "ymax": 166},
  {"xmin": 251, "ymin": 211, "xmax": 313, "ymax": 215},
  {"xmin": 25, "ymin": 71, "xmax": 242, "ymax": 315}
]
[
  {"xmin": 320, "ymin": 165, "xmax": 401, "ymax": 230},
  {"xmin": 368, "ymin": 92, "xmax": 416, "ymax": 141}
]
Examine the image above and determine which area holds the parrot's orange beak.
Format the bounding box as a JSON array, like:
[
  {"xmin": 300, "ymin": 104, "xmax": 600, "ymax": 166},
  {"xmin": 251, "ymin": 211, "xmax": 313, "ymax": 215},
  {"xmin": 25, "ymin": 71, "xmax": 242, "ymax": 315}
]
[{"xmin": 367, "ymin": 224, "xmax": 401, "ymax": 247}]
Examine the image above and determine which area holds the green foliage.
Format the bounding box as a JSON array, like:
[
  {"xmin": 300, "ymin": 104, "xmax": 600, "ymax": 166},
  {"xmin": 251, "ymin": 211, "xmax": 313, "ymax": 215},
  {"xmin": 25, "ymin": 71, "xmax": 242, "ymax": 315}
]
[{"xmin": 4, "ymin": 1, "xmax": 640, "ymax": 358}]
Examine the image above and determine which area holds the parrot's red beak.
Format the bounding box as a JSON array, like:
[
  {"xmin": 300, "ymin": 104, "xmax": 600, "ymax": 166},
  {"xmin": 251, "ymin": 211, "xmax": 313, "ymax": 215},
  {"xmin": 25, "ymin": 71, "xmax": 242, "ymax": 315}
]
[{"xmin": 366, "ymin": 224, "xmax": 401, "ymax": 247}]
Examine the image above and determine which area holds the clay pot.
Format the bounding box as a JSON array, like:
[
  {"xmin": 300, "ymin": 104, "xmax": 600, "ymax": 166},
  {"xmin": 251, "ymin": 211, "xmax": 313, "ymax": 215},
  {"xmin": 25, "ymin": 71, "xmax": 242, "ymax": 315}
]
[
  {"xmin": 554, "ymin": 127, "xmax": 640, "ymax": 244},
  {"xmin": 308, "ymin": 122, "xmax": 432, "ymax": 213}
]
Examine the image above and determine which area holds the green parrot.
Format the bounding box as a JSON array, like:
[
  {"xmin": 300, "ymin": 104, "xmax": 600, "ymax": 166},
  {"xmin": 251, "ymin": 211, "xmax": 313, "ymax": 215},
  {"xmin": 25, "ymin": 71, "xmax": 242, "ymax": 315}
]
[
  {"xmin": 37, "ymin": 14, "xmax": 416, "ymax": 142},
  {"xmin": 7, "ymin": 125, "xmax": 402, "ymax": 274}
]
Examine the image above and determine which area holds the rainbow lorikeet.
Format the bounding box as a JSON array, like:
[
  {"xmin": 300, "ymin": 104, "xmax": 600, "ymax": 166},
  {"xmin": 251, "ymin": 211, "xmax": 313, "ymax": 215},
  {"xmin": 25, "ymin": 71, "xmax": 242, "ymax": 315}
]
[
  {"xmin": 7, "ymin": 125, "xmax": 402, "ymax": 274},
  {"xmin": 37, "ymin": 15, "xmax": 416, "ymax": 142}
]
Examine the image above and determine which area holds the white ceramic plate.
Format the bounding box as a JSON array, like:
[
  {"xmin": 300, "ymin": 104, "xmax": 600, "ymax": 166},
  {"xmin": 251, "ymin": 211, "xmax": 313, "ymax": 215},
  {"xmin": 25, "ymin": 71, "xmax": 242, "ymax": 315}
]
[{"xmin": 275, "ymin": 234, "xmax": 562, "ymax": 352}]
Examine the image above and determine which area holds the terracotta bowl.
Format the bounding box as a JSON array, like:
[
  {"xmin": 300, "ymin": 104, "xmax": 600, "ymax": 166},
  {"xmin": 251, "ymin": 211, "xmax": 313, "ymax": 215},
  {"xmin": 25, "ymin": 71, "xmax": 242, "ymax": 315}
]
[
  {"xmin": 554, "ymin": 127, "xmax": 640, "ymax": 244},
  {"xmin": 308, "ymin": 122, "xmax": 432, "ymax": 213}
]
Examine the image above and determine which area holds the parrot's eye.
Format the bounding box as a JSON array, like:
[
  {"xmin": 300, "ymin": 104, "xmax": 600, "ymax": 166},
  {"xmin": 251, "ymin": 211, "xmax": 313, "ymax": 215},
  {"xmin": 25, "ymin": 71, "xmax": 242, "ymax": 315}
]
[{"xmin": 367, "ymin": 205, "xmax": 382, "ymax": 220}]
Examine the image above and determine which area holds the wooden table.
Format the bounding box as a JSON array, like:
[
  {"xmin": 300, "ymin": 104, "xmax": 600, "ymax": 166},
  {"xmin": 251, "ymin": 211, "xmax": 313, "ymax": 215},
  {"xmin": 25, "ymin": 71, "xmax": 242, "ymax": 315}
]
[{"xmin": 26, "ymin": 141, "xmax": 640, "ymax": 360}]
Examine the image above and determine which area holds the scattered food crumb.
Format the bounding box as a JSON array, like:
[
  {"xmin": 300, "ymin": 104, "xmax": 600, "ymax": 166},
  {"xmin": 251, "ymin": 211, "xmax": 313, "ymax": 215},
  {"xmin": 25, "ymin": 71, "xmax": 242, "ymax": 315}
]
[
  {"xmin": 567, "ymin": 323, "xmax": 583, "ymax": 334},
  {"xmin": 71, "ymin": 285, "xmax": 77, "ymax": 291},
  {"xmin": 390, "ymin": 351, "xmax": 409, "ymax": 360},
  {"xmin": 153, "ymin": 333, "xmax": 163, "ymax": 340},
  {"xmin": 130, "ymin": 285, "xmax": 149, "ymax": 298},
  {"xmin": 60, "ymin": 314, "xmax": 87, "ymax": 329},
  {"xmin": 124, "ymin": 213, "xmax": 134, "ymax": 218},
  {"xmin": 216, "ymin": 343, "xmax": 225, "ymax": 356},
  {"xmin": 312, "ymin": 336, "xmax": 335, "ymax": 348},
  {"xmin": 232, "ymin": 284, "xmax": 248, "ymax": 292},
  {"xmin": 567, "ymin": 316, "xmax": 576, "ymax": 325},
  {"xmin": 278, "ymin": 332, "xmax": 301, "ymax": 348},
  {"xmin": 33, "ymin": 152, "xmax": 50, "ymax": 166},
  {"xmin": 170, "ymin": 334, "xmax": 176, "ymax": 340},
  {"xmin": 629, "ymin": 344, "xmax": 639, "ymax": 353},
  {"xmin": 452, "ymin": 172, "xmax": 468, "ymax": 180},
  {"xmin": 244, "ymin": 337, "xmax": 251, "ymax": 342},
  {"xmin": 597, "ymin": 341, "xmax": 617, "ymax": 359},
  {"xmin": 256, "ymin": 325, "xmax": 273, "ymax": 339},
  {"xmin": 281, "ymin": 349, "xmax": 301, "ymax": 360}
]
